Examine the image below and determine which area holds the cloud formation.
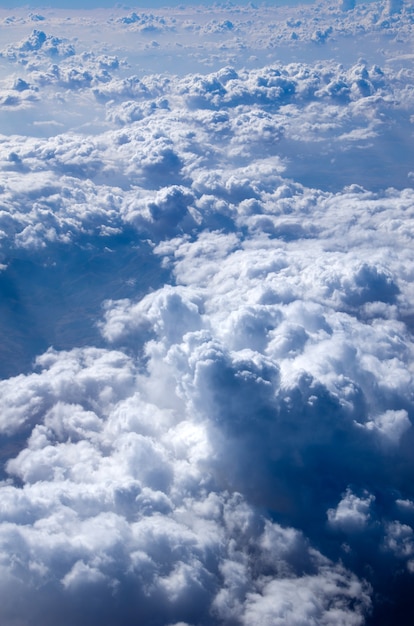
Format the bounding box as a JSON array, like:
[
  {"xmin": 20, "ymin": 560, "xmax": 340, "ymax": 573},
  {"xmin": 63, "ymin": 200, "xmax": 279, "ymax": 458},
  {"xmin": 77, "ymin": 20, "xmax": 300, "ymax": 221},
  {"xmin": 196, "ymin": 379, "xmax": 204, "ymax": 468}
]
[
  {"xmin": 0, "ymin": 1, "xmax": 413, "ymax": 625},
  {"xmin": 0, "ymin": 343, "xmax": 373, "ymax": 626}
]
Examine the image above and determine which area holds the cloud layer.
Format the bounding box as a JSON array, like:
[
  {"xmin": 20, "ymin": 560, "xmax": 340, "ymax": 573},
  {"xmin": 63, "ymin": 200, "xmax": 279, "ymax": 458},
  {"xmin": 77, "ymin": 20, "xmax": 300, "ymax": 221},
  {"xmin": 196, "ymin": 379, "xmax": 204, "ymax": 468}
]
[{"xmin": 0, "ymin": 2, "xmax": 413, "ymax": 625}]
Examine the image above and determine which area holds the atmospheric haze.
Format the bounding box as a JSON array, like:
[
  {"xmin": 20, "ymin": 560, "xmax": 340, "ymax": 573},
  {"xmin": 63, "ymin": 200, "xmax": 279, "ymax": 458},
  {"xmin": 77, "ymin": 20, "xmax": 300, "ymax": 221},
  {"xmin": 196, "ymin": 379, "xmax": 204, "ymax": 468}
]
[{"xmin": 0, "ymin": 1, "xmax": 413, "ymax": 625}]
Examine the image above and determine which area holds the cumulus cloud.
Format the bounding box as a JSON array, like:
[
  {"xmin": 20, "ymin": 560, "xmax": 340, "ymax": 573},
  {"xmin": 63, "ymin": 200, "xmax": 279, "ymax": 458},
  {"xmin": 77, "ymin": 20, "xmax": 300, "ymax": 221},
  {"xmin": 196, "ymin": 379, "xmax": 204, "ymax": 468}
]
[
  {"xmin": 0, "ymin": 343, "xmax": 372, "ymax": 626},
  {"xmin": 0, "ymin": 1, "xmax": 413, "ymax": 625},
  {"xmin": 327, "ymin": 489, "xmax": 375, "ymax": 532}
]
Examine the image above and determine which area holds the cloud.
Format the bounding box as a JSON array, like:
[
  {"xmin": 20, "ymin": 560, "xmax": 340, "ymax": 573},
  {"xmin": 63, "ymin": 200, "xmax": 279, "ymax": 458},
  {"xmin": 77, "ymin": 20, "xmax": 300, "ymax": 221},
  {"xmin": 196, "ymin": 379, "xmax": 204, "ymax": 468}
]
[
  {"xmin": 327, "ymin": 489, "xmax": 375, "ymax": 532},
  {"xmin": 0, "ymin": 2, "xmax": 413, "ymax": 625},
  {"xmin": 2, "ymin": 29, "xmax": 75, "ymax": 61},
  {"xmin": 384, "ymin": 521, "xmax": 414, "ymax": 572},
  {"xmin": 0, "ymin": 343, "xmax": 372, "ymax": 626},
  {"xmin": 0, "ymin": 347, "xmax": 136, "ymax": 437},
  {"xmin": 363, "ymin": 409, "xmax": 411, "ymax": 446}
]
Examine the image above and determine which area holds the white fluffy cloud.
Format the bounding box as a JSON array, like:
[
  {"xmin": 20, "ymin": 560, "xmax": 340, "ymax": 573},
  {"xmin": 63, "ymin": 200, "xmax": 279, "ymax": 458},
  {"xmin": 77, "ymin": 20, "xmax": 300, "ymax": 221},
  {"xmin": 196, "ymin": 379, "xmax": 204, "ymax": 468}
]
[
  {"xmin": 0, "ymin": 344, "xmax": 371, "ymax": 626},
  {"xmin": 327, "ymin": 489, "xmax": 375, "ymax": 531},
  {"xmin": 0, "ymin": 2, "xmax": 413, "ymax": 625}
]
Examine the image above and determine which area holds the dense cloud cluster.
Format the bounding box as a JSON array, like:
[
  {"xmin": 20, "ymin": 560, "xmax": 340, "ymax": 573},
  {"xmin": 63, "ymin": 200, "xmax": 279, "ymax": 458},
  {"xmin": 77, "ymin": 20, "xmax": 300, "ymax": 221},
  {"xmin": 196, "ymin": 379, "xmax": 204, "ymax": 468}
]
[
  {"xmin": 0, "ymin": 1, "xmax": 413, "ymax": 625},
  {"xmin": 0, "ymin": 344, "xmax": 373, "ymax": 626}
]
